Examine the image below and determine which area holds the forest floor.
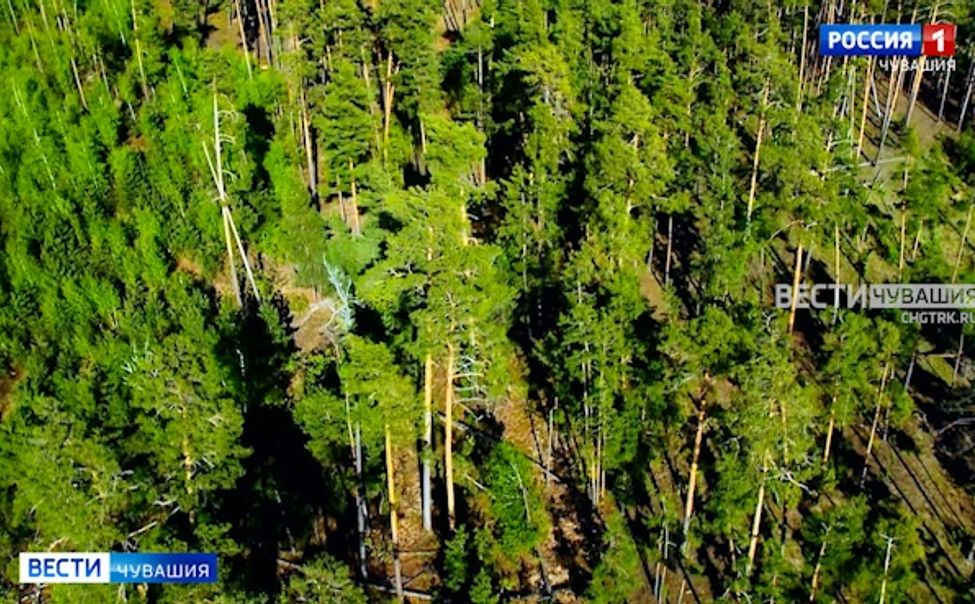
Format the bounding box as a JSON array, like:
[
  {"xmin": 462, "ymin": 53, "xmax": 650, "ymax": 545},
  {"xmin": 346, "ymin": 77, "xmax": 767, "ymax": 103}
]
[
  {"xmin": 847, "ymin": 422, "xmax": 975, "ymax": 601},
  {"xmin": 493, "ymin": 394, "xmax": 585, "ymax": 603}
]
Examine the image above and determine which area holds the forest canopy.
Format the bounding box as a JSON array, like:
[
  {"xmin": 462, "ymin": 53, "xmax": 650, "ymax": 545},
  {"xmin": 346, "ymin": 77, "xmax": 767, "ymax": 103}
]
[{"xmin": 1, "ymin": 0, "xmax": 975, "ymax": 602}]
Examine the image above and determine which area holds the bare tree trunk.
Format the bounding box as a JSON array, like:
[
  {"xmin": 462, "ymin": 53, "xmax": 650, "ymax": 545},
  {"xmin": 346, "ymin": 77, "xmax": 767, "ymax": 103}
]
[
  {"xmin": 788, "ymin": 243, "xmax": 804, "ymax": 334},
  {"xmin": 682, "ymin": 398, "xmax": 707, "ymax": 538},
  {"xmin": 952, "ymin": 331, "xmax": 965, "ymax": 386},
  {"xmin": 205, "ymin": 89, "xmax": 260, "ymax": 305},
  {"xmin": 346, "ymin": 396, "xmax": 367, "ymax": 578},
  {"xmin": 877, "ymin": 57, "xmax": 902, "ymax": 162},
  {"xmin": 905, "ymin": 2, "xmax": 938, "ymax": 125},
  {"xmin": 232, "ymin": 0, "xmax": 252, "ymax": 79},
  {"xmin": 823, "ymin": 394, "xmax": 836, "ymax": 465},
  {"xmin": 647, "ymin": 216, "xmax": 657, "ymax": 275},
  {"xmin": 879, "ymin": 536, "xmax": 895, "ymax": 604},
  {"xmin": 300, "ymin": 85, "xmax": 317, "ymax": 200},
  {"xmin": 421, "ymin": 353, "xmax": 433, "ymax": 532},
  {"xmin": 254, "ymin": 0, "xmax": 273, "ymax": 66},
  {"xmin": 938, "ymin": 67, "xmax": 952, "ymax": 122},
  {"xmin": 959, "ymin": 62, "xmax": 975, "ymax": 132},
  {"xmin": 4, "ymin": 0, "xmax": 18, "ymax": 34},
  {"xmin": 222, "ymin": 209, "xmax": 243, "ymax": 306},
  {"xmin": 69, "ymin": 54, "xmax": 88, "ymax": 109},
  {"xmin": 747, "ymin": 80, "xmax": 771, "ymax": 222},
  {"xmin": 796, "ymin": 2, "xmax": 809, "ymax": 112},
  {"xmin": 912, "ymin": 220, "xmax": 923, "ymax": 260},
  {"xmin": 385, "ymin": 425, "xmax": 404, "ymax": 601},
  {"xmin": 860, "ymin": 364, "xmax": 890, "ymax": 487},
  {"xmin": 349, "ymin": 161, "xmax": 361, "ymax": 236},
  {"xmin": 225, "ymin": 209, "xmax": 262, "ymax": 303},
  {"xmin": 898, "ymin": 208, "xmax": 907, "ymax": 279},
  {"xmin": 904, "ymin": 347, "xmax": 917, "ymax": 392},
  {"xmin": 952, "ymin": 203, "xmax": 973, "ymax": 283},
  {"xmin": 545, "ymin": 402, "xmax": 555, "ymax": 487},
  {"xmin": 383, "ymin": 52, "xmax": 395, "ymax": 162},
  {"xmin": 833, "ymin": 222, "xmax": 841, "ymax": 325},
  {"xmin": 809, "ymin": 525, "xmax": 831, "ymax": 601},
  {"xmin": 131, "ymin": 0, "xmax": 147, "ymax": 97},
  {"xmin": 857, "ymin": 57, "xmax": 875, "ymax": 159},
  {"xmin": 665, "ymin": 214, "xmax": 674, "ymax": 286},
  {"xmin": 476, "ymin": 43, "xmax": 487, "ymax": 185},
  {"xmin": 746, "ymin": 449, "xmax": 771, "ymax": 576},
  {"xmin": 445, "ymin": 343, "xmax": 456, "ymax": 531}
]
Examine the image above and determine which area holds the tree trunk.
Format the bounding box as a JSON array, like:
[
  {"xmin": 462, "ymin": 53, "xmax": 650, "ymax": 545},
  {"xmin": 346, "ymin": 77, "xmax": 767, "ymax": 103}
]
[
  {"xmin": 131, "ymin": 0, "xmax": 148, "ymax": 97},
  {"xmin": 952, "ymin": 203, "xmax": 973, "ymax": 283},
  {"xmin": 665, "ymin": 214, "xmax": 674, "ymax": 286},
  {"xmin": 445, "ymin": 343, "xmax": 456, "ymax": 531},
  {"xmin": 898, "ymin": 208, "xmax": 907, "ymax": 279},
  {"xmin": 647, "ymin": 216, "xmax": 657, "ymax": 275},
  {"xmin": 546, "ymin": 403, "xmax": 555, "ymax": 487},
  {"xmin": 682, "ymin": 398, "xmax": 707, "ymax": 537},
  {"xmin": 69, "ymin": 55, "xmax": 88, "ymax": 110},
  {"xmin": 904, "ymin": 347, "xmax": 917, "ymax": 392},
  {"xmin": 4, "ymin": 0, "xmax": 18, "ymax": 34},
  {"xmin": 952, "ymin": 331, "xmax": 965, "ymax": 387},
  {"xmin": 225, "ymin": 209, "xmax": 262, "ymax": 303},
  {"xmin": 856, "ymin": 57, "xmax": 875, "ymax": 159},
  {"xmin": 747, "ymin": 80, "xmax": 771, "ymax": 222},
  {"xmin": 833, "ymin": 222, "xmax": 840, "ymax": 325},
  {"xmin": 345, "ymin": 397, "xmax": 367, "ymax": 578},
  {"xmin": 222, "ymin": 209, "xmax": 243, "ymax": 307},
  {"xmin": 879, "ymin": 536, "xmax": 894, "ymax": 604},
  {"xmin": 860, "ymin": 364, "xmax": 890, "ymax": 486},
  {"xmin": 809, "ymin": 525, "xmax": 831, "ymax": 601},
  {"xmin": 788, "ymin": 243, "xmax": 804, "ymax": 334},
  {"xmin": 796, "ymin": 2, "xmax": 809, "ymax": 112},
  {"xmin": 383, "ymin": 52, "xmax": 395, "ymax": 161},
  {"xmin": 958, "ymin": 62, "xmax": 975, "ymax": 132},
  {"xmin": 823, "ymin": 396, "xmax": 836, "ymax": 465},
  {"xmin": 385, "ymin": 425, "xmax": 404, "ymax": 600},
  {"xmin": 300, "ymin": 87, "xmax": 317, "ymax": 201},
  {"xmin": 746, "ymin": 449, "xmax": 770, "ymax": 576},
  {"xmin": 232, "ymin": 0, "xmax": 252, "ymax": 79},
  {"xmin": 938, "ymin": 67, "xmax": 952, "ymax": 122},
  {"xmin": 912, "ymin": 220, "xmax": 923, "ymax": 261},
  {"xmin": 421, "ymin": 353, "xmax": 433, "ymax": 532},
  {"xmin": 349, "ymin": 161, "xmax": 361, "ymax": 236},
  {"xmin": 877, "ymin": 58, "xmax": 901, "ymax": 163}
]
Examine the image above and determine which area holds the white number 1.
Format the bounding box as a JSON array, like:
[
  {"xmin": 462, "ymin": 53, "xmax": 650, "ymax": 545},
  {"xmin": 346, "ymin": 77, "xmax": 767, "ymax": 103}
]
[{"xmin": 933, "ymin": 28, "xmax": 945, "ymax": 53}]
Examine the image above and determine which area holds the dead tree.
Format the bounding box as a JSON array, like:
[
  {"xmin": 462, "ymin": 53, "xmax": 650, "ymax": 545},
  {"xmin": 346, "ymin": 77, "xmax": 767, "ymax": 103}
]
[{"xmin": 202, "ymin": 87, "xmax": 262, "ymax": 306}]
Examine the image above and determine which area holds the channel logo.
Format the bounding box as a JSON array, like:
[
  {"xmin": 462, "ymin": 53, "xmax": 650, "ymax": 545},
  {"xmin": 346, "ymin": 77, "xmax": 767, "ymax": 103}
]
[
  {"xmin": 820, "ymin": 23, "xmax": 956, "ymax": 57},
  {"xmin": 923, "ymin": 23, "xmax": 956, "ymax": 56},
  {"xmin": 19, "ymin": 552, "xmax": 218, "ymax": 584}
]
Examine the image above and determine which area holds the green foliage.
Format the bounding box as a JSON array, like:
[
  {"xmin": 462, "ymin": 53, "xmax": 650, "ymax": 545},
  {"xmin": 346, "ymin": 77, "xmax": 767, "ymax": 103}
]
[
  {"xmin": 0, "ymin": 0, "xmax": 970, "ymax": 601},
  {"xmin": 443, "ymin": 527, "xmax": 470, "ymax": 592},
  {"xmin": 278, "ymin": 555, "xmax": 368, "ymax": 604},
  {"xmin": 586, "ymin": 510, "xmax": 642, "ymax": 604},
  {"xmin": 480, "ymin": 443, "xmax": 549, "ymax": 560}
]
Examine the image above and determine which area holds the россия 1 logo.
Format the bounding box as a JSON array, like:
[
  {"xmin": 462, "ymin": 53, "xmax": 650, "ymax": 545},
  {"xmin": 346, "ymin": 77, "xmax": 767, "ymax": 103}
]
[{"xmin": 820, "ymin": 23, "xmax": 956, "ymax": 57}]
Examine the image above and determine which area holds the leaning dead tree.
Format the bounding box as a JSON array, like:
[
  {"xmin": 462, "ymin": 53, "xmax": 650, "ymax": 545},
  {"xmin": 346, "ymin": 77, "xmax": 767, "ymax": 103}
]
[{"xmin": 202, "ymin": 86, "xmax": 262, "ymax": 307}]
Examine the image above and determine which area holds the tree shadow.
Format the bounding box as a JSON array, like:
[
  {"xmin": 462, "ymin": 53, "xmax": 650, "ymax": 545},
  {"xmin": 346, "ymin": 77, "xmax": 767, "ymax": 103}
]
[{"xmin": 215, "ymin": 297, "xmax": 353, "ymax": 597}]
